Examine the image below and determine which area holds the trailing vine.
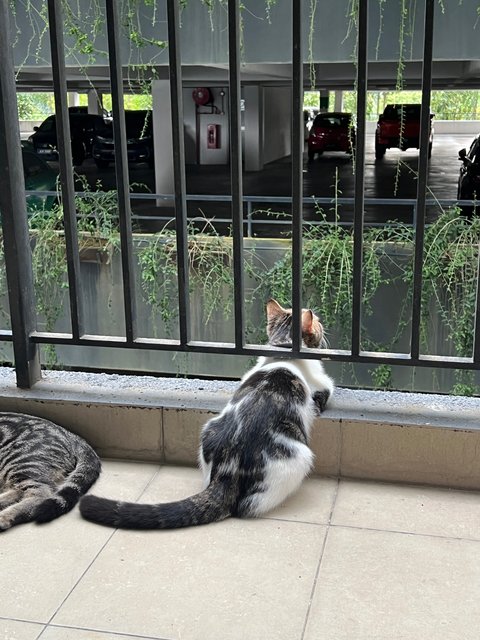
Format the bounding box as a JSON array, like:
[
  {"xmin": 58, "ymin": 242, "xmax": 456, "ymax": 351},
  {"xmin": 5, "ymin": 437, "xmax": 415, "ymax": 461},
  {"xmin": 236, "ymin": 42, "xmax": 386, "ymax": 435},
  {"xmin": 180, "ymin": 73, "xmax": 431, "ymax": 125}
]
[{"xmin": 1, "ymin": 192, "xmax": 478, "ymax": 393}]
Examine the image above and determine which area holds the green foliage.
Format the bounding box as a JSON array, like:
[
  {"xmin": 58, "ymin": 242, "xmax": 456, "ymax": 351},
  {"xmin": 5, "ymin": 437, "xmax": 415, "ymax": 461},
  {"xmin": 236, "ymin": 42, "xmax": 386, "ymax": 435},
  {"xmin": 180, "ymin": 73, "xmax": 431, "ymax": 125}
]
[
  {"xmin": 370, "ymin": 364, "xmax": 393, "ymax": 390},
  {"xmin": 254, "ymin": 208, "xmax": 387, "ymax": 349},
  {"xmin": 27, "ymin": 177, "xmax": 122, "ymax": 363},
  {"xmin": 16, "ymin": 92, "xmax": 55, "ymax": 120},
  {"xmin": 138, "ymin": 230, "xmax": 178, "ymax": 336},
  {"xmin": 138, "ymin": 218, "xmax": 235, "ymax": 336},
  {"xmin": 242, "ymin": 206, "xmax": 479, "ymax": 394},
  {"xmin": 342, "ymin": 90, "xmax": 480, "ymax": 121}
]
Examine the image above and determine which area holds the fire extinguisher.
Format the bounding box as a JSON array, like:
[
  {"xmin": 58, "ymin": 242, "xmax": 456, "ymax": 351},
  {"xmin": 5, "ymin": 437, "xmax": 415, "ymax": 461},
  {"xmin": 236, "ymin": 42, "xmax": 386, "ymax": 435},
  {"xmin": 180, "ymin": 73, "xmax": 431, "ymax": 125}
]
[{"xmin": 207, "ymin": 124, "xmax": 220, "ymax": 149}]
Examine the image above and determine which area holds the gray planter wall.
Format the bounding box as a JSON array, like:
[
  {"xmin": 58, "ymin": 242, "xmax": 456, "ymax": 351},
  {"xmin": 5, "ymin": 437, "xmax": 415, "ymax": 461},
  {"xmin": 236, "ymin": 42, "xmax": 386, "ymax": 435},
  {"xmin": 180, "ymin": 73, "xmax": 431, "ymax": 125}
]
[{"xmin": 1, "ymin": 235, "xmax": 477, "ymax": 395}]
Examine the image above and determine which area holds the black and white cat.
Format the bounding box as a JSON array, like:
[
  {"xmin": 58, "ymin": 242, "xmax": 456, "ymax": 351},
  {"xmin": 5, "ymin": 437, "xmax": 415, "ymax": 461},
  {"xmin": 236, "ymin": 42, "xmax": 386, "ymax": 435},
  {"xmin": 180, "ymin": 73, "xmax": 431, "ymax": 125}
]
[
  {"xmin": 0, "ymin": 412, "xmax": 101, "ymax": 531},
  {"xmin": 80, "ymin": 299, "xmax": 334, "ymax": 529}
]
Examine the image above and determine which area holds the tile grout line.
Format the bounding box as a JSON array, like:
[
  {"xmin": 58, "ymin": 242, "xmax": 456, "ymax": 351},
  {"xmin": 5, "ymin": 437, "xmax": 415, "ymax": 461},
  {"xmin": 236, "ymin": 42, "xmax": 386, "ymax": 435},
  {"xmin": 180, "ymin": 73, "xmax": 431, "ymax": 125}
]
[
  {"xmin": 39, "ymin": 621, "xmax": 172, "ymax": 640},
  {"xmin": 300, "ymin": 477, "xmax": 340, "ymax": 640},
  {"xmin": 36, "ymin": 465, "xmax": 165, "ymax": 637},
  {"xmin": 338, "ymin": 417, "xmax": 343, "ymax": 479},
  {"xmin": 329, "ymin": 521, "xmax": 480, "ymax": 544},
  {"xmin": 0, "ymin": 615, "xmax": 47, "ymax": 640}
]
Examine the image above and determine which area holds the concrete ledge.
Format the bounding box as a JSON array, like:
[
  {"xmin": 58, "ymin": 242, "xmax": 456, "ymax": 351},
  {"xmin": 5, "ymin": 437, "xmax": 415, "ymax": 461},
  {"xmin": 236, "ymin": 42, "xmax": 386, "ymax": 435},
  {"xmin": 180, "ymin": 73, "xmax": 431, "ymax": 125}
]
[{"xmin": 0, "ymin": 368, "xmax": 479, "ymax": 489}]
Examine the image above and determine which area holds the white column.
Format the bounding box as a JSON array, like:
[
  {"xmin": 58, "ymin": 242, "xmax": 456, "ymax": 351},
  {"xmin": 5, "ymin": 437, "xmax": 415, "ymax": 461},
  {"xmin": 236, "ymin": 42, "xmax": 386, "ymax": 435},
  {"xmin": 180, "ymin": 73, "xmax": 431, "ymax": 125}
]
[
  {"xmin": 67, "ymin": 92, "xmax": 79, "ymax": 107},
  {"xmin": 244, "ymin": 85, "xmax": 264, "ymax": 172},
  {"xmin": 334, "ymin": 90, "xmax": 343, "ymax": 112},
  {"xmin": 152, "ymin": 79, "xmax": 174, "ymax": 204},
  {"xmin": 87, "ymin": 89, "xmax": 102, "ymax": 115}
]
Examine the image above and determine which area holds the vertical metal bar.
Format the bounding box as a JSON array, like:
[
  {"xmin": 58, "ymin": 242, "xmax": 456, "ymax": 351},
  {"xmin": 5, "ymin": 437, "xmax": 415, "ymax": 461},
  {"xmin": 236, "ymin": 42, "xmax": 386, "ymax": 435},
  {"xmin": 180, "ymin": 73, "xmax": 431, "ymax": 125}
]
[
  {"xmin": 0, "ymin": 0, "xmax": 40, "ymax": 387},
  {"xmin": 410, "ymin": 0, "xmax": 434, "ymax": 360},
  {"xmin": 291, "ymin": 0, "xmax": 303, "ymax": 352},
  {"xmin": 351, "ymin": 0, "xmax": 368, "ymax": 356},
  {"xmin": 47, "ymin": 0, "xmax": 83, "ymax": 340},
  {"xmin": 247, "ymin": 201, "xmax": 253, "ymax": 238},
  {"xmin": 166, "ymin": 0, "xmax": 190, "ymax": 346},
  {"xmin": 105, "ymin": 0, "xmax": 137, "ymax": 343},
  {"xmin": 473, "ymin": 247, "xmax": 480, "ymax": 363},
  {"xmin": 228, "ymin": 0, "xmax": 245, "ymax": 349}
]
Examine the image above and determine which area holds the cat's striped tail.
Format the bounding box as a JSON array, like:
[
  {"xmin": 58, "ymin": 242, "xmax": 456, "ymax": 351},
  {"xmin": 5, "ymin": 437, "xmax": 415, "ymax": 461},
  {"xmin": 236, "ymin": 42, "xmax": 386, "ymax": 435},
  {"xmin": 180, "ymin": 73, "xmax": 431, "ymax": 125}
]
[
  {"xmin": 79, "ymin": 480, "xmax": 233, "ymax": 529},
  {"xmin": 34, "ymin": 438, "xmax": 101, "ymax": 524}
]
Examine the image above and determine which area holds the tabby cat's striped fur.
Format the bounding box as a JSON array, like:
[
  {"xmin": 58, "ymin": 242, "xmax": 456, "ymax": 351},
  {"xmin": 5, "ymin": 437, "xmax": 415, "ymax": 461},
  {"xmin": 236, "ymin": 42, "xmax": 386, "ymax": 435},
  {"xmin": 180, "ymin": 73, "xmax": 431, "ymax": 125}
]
[
  {"xmin": 80, "ymin": 299, "xmax": 334, "ymax": 530},
  {"xmin": 0, "ymin": 412, "xmax": 101, "ymax": 531}
]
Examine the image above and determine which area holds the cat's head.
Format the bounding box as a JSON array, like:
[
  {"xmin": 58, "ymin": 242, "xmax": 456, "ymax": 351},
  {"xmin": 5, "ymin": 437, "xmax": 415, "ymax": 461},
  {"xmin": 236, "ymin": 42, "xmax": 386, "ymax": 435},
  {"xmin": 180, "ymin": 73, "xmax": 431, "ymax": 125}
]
[{"xmin": 265, "ymin": 299, "xmax": 325, "ymax": 349}]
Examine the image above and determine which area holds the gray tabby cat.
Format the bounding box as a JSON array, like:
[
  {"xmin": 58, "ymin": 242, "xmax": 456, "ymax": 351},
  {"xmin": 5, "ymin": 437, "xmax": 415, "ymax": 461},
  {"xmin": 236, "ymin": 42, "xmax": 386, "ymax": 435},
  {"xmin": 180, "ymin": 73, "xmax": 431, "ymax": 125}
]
[
  {"xmin": 80, "ymin": 299, "xmax": 334, "ymax": 530},
  {"xmin": 0, "ymin": 412, "xmax": 101, "ymax": 531}
]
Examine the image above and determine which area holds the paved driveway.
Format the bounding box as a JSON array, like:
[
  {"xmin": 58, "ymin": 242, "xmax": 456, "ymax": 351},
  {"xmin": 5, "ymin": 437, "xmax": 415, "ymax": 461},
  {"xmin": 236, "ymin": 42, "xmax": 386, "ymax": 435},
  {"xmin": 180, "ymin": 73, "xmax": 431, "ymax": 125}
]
[{"xmin": 74, "ymin": 133, "xmax": 474, "ymax": 232}]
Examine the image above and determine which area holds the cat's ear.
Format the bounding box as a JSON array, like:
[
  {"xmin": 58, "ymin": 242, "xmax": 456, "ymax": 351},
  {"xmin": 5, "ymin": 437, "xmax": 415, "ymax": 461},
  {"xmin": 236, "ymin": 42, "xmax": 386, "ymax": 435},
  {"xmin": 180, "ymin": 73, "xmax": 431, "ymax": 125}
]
[
  {"xmin": 266, "ymin": 299, "xmax": 285, "ymax": 319},
  {"xmin": 301, "ymin": 309, "xmax": 314, "ymax": 334}
]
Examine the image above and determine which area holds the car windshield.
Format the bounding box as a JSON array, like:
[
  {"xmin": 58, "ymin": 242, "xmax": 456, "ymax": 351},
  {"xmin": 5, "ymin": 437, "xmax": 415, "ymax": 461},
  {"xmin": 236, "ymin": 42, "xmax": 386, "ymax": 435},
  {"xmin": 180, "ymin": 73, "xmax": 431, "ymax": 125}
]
[
  {"xmin": 313, "ymin": 115, "xmax": 351, "ymax": 128},
  {"xmin": 468, "ymin": 139, "xmax": 480, "ymax": 164},
  {"xmin": 383, "ymin": 105, "xmax": 422, "ymax": 119},
  {"xmin": 38, "ymin": 116, "xmax": 55, "ymax": 132}
]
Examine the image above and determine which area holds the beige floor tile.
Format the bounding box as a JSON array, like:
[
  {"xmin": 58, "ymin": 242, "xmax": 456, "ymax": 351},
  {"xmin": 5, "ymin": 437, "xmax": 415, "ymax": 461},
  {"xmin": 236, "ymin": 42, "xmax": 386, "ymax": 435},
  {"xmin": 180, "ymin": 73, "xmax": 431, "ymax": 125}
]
[
  {"xmin": 140, "ymin": 464, "xmax": 203, "ymax": 501},
  {"xmin": 41, "ymin": 626, "xmax": 159, "ymax": 640},
  {"xmin": 139, "ymin": 465, "xmax": 338, "ymax": 525},
  {"xmin": 304, "ymin": 526, "xmax": 480, "ymax": 640},
  {"xmin": 0, "ymin": 619, "xmax": 44, "ymax": 640},
  {"xmin": 266, "ymin": 477, "xmax": 338, "ymax": 524},
  {"xmin": 53, "ymin": 519, "xmax": 327, "ymax": 640},
  {"xmin": 0, "ymin": 461, "xmax": 159, "ymax": 623},
  {"xmin": 93, "ymin": 460, "xmax": 161, "ymax": 501},
  {"xmin": 332, "ymin": 479, "xmax": 480, "ymax": 539}
]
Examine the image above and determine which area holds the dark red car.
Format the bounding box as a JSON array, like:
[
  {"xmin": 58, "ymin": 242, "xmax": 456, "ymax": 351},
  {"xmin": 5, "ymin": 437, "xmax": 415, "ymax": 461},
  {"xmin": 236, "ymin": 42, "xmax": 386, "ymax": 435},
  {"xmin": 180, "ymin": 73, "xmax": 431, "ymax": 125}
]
[{"xmin": 307, "ymin": 112, "xmax": 355, "ymax": 161}]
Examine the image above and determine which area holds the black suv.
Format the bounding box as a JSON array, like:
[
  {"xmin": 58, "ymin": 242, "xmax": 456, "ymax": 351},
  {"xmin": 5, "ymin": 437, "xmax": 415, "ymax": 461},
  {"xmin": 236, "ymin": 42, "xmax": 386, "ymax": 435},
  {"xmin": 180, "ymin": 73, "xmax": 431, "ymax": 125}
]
[
  {"xmin": 457, "ymin": 135, "xmax": 480, "ymax": 216},
  {"xmin": 28, "ymin": 113, "xmax": 108, "ymax": 166},
  {"xmin": 92, "ymin": 110, "xmax": 154, "ymax": 168}
]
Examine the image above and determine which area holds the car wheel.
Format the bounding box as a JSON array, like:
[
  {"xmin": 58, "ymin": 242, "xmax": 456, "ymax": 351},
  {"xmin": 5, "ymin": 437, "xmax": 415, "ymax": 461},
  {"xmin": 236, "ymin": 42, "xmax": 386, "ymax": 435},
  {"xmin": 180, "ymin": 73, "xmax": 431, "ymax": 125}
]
[
  {"xmin": 94, "ymin": 158, "xmax": 110, "ymax": 169},
  {"xmin": 458, "ymin": 184, "xmax": 475, "ymax": 217},
  {"xmin": 308, "ymin": 149, "xmax": 315, "ymax": 162}
]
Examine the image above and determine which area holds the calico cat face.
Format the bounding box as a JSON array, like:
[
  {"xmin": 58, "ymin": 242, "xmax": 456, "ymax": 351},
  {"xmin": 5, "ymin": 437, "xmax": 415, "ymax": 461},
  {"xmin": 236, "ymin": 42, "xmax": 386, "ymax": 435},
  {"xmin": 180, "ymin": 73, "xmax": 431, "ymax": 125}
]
[{"xmin": 266, "ymin": 299, "xmax": 324, "ymax": 348}]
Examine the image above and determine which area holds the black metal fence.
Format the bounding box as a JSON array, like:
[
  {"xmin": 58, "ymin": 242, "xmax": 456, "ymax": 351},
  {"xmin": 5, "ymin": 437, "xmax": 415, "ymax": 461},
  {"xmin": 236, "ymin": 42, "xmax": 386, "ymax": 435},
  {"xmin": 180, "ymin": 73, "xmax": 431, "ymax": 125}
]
[{"xmin": 0, "ymin": 0, "xmax": 479, "ymax": 389}]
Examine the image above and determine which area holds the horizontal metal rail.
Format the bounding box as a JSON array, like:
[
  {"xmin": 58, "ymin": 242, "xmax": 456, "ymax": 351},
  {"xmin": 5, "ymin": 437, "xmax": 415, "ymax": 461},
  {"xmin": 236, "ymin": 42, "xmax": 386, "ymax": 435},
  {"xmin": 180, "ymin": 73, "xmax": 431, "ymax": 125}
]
[
  {"xmin": 23, "ymin": 191, "xmax": 479, "ymax": 233},
  {"xmin": 24, "ymin": 191, "xmax": 480, "ymax": 207},
  {"xmin": 0, "ymin": 329, "xmax": 476, "ymax": 370}
]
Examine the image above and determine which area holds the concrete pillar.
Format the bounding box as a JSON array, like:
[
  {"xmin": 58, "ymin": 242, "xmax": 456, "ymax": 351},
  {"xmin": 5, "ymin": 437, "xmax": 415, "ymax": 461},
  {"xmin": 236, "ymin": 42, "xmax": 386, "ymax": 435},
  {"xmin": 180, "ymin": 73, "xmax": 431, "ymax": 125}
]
[
  {"xmin": 243, "ymin": 85, "xmax": 264, "ymax": 172},
  {"xmin": 67, "ymin": 92, "xmax": 79, "ymax": 107},
  {"xmin": 334, "ymin": 90, "xmax": 343, "ymax": 112},
  {"xmin": 87, "ymin": 89, "xmax": 103, "ymax": 115},
  {"xmin": 151, "ymin": 79, "xmax": 174, "ymax": 203},
  {"xmin": 183, "ymin": 88, "xmax": 197, "ymax": 164}
]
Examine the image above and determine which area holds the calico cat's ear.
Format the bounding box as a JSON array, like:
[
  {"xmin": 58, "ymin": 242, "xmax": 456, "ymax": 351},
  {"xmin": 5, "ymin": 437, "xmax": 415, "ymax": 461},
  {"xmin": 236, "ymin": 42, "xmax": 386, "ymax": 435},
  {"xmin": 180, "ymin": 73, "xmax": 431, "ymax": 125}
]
[
  {"xmin": 301, "ymin": 309, "xmax": 314, "ymax": 334},
  {"xmin": 266, "ymin": 299, "xmax": 285, "ymax": 319}
]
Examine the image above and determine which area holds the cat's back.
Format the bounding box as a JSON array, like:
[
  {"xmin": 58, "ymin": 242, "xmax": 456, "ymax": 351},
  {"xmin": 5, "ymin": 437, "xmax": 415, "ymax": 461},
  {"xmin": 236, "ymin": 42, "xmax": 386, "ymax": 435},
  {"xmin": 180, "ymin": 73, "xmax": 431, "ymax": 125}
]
[
  {"xmin": 0, "ymin": 412, "xmax": 67, "ymax": 442},
  {"xmin": 0, "ymin": 412, "xmax": 101, "ymax": 530},
  {"xmin": 0, "ymin": 411, "xmax": 96, "ymax": 469},
  {"xmin": 236, "ymin": 363, "xmax": 310, "ymax": 405}
]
